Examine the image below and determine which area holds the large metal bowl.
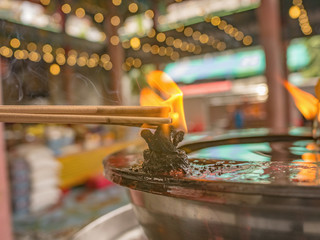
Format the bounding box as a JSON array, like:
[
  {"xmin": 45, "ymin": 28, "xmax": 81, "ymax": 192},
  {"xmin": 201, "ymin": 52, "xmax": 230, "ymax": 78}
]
[
  {"xmin": 73, "ymin": 204, "xmax": 147, "ymax": 240},
  {"xmin": 104, "ymin": 132, "xmax": 320, "ymax": 239}
]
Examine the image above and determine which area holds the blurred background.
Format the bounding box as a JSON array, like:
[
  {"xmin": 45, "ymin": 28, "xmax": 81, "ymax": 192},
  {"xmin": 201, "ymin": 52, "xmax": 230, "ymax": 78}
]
[{"xmin": 0, "ymin": 0, "xmax": 320, "ymax": 239}]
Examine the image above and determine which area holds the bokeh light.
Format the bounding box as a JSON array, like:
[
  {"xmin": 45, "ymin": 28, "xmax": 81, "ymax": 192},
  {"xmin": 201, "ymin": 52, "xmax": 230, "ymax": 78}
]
[
  {"xmin": 10, "ymin": 38, "xmax": 20, "ymax": 48},
  {"xmin": 50, "ymin": 64, "xmax": 60, "ymax": 75}
]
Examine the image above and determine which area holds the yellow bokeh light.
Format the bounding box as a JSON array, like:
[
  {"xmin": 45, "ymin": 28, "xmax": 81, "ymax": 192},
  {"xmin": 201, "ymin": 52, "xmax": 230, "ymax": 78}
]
[
  {"xmin": 112, "ymin": 0, "xmax": 122, "ymax": 6},
  {"xmin": 56, "ymin": 54, "xmax": 66, "ymax": 65},
  {"xmin": 40, "ymin": 0, "xmax": 50, "ymax": 6},
  {"xmin": 157, "ymin": 16, "xmax": 165, "ymax": 24},
  {"xmin": 166, "ymin": 47, "xmax": 173, "ymax": 56},
  {"xmin": 1, "ymin": 47, "xmax": 12, "ymax": 58},
  {"xmin": 216, "ymin": 42, "xmax": 226, "ymax": 51},
  {"xmin": 301, "ymin": 24, "xmax": 312, "ymax": 35},
  {"xmin": 224, "ymin": 24, "xmax": 233, "ymax": 34},
  {"xmin": 28, "ymin": 52, "xmax": 41, "ymax": 62},
  {"xmin": 121, "ymin": 40, "xmax": 130, "ymax": 49},
  {"xmin": 100, "ymin": 32, "xmax": 107, "ymax": 42},
  {"xmin": 6, "ymin": 48, "xmax": 13, "ymax": 58},
  {"xmin": 42, "ymin": 44, "xmax": 52, "ymax": 53},
  {"xmin": 14, "ymin": 50, "xmax": 23, "ymax": 60},
  {"xmin": 133, "ymin": 58, "xmax": 142, "ymax": 68},
  {"xmin": 79, "ymin": 52, "xmax": 89, "ymax": 58},
  {"xmin": 126, "ymin": 57, "xmax": 134, "ymax": 65},
  {"xmin": 230, "ymin": 27, "xmax": 238, "ymax": 37},
  {"xmin": 159, "ymin": 46, "xmax": 166, "ymax": 56},
  {"xmin": 173, "ymin": 39, "xmax": 182, "ymax": 48},
  {"xmin": 43, "ymin": 53, "xmax": 54, "ymax": 63},
  {"xmin": 180, "ymin": 42, "xmax": 188, "ymax": 51},
  {"xmin": 110, "ymin": 16, "xmax": 120, "ymax": 26},
  {"xmin": 299, "ymin": 18, "xmax": 309, "ymax": 24},
  {"xmin": 166, "ymin": 36, "xmax": 174, "ymax": 46},
  {"xmin": 56, "ymin": 48, "xmax": 65, "ymax": 55},
  {"xmin": 142, "ymin": 43, "xmax": 151, "ymax": 53},
  {"xmin": 303, "ymin": 29, "xmax": 312, "ymax": 35},
  {"xmin": 128, "ymin": 3, "xmax": 138, "ymax": 13},
  {"xmin": 235, "ymin": 31, "xmax": 244, "ymax": 41},
  {"xmin": 21, "ymin": 50, "xmax": 28, "ymax": 59},
  {"xmin": 103, "ymin": 61, "xmax": 113, "ymax": 70},
  {"xmin": 156, "ymin": 32, "xmax": 166, "ymax": 42},
  {"xmin": 94, "ymin": 13, "xmax": 104, "ymax": 23},
  {"xmin": 199, "ymin": 34, "xmax": 209, "ymax": 44},
  {"xmin": 211, "ymin": 16, "xmax": 221, "ymax": 26},
  {"xmin": 145, "ymin": 10, "xmax": 154, "ymax": 18},
  {"xmin": 170, "ymin": 52, "xmax": 179, "ymax": 61},
  {"xmin": 130, "ymin": 37, "xmax": 140, "ymax": 49},
  {"xmin": 61, "ymin": 4, "xmax": 71, "ymax": 14},
  {"xmin": 50, "ymin": 64, "xmax": 60, "ymax": 75},
  {"xmin": 10, "ymin": 38, "xmax": 20, "ymax": 48},
  {"xmin": 243, "ymin": 36, "xmax": 253, "ymax": 46},
  {"xmin": 110, "ymin": 35, "xmax": 120, "ymax": 45},
  {"xmin": 218, "ymin": 20, "xmax": 227, "ymax": 30},
  {"xmin": 27, "ymin": 42, "xmax": 37, "ymax": 51},
  {"xmin": 187, "ymin": 43, "xmax": 195, "ymax": 52},
  {"xmin": 183, "ymin": 27, "xmax": 193, "ymax": 37},
  {"xmin": 77, "ymin": 56, "xmax": 87, "ymax": 67},
  {"xmin": 67, "ymin": 56, "xmax": 77, "ymax": 66},
  {"xmin": 75, "ymin": 8, "xmax": 85, "ymax": 18},
  {"xmin": 192, "ymin": 31, "xmax": 201, "ymax": 40},
  {"xmin": 176, "ymin": 25, "xmax": 184, "ymax": 32},
  {"xmin": 101, "ymin": 54, "xmax": 110, "ymax": 62},
  {"xmin": 87, "ymin": 58, "xmax": 97, "ymax": 68},
  {"xmin": 289, "ymin": 5, "xmax": 301, "ymax": 19},
  {"xmin": 151, "ymin": 45, "xmax": 160, "ymax": 54},
  {"xmin": 293, "ymin": 0, "xmax": 302, "ymax": 5},
  {"xmin": 147, "ymin": 28, "xmax": 156, "ymax": 38},
  {"xmin": 91, "ymin": 53, "xmax": 99, "ymax": 61}
]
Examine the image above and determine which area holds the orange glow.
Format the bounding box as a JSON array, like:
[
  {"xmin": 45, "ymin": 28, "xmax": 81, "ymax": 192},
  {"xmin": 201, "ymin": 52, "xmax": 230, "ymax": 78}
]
[
  {"xmin": 140, "ymin": 71, "xmax": 187, "ymax": 132},
  {"xmin": 283, "ymin": 81, "xmax": 318, "ymax": 120}
]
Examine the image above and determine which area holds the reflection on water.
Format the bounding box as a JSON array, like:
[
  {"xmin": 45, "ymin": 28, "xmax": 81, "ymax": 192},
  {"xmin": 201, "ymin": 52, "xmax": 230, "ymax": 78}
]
[
  {"xmin": 186, "ymin": 139, "xmax": 320, "ymax": 186},
  {"xmin": 188, "ymin": 143, "xmax": 272, "ymax": 162}
]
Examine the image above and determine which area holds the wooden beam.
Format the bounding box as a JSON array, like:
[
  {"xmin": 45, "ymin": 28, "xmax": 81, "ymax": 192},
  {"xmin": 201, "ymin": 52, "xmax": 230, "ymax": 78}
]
[
  {"xmin": 0, "ymin": 58, "xmax": 13, "ymax": 240},
  {"xmin": 257, "ymin": 0, "xmax": 289, "ymax": 132}
]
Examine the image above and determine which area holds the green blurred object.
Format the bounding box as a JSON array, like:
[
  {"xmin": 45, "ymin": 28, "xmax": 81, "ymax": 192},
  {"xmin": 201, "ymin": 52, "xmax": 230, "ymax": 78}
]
[
  {"xmin": 302, "ymin": 36, "xmax": 320, "ymax": 78},
  {"xmin": 164, "ymin": 40, "xmax": 310, "ymax": 84}
]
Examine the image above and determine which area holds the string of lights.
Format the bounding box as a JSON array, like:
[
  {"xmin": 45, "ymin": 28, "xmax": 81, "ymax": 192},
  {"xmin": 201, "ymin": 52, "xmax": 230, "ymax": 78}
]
[
  {"xmin": 43, "ymin": 0, "xmax": 229, "ymax": 64},
  {"xmin": 38, "ymin": 0, "xmax": 254, "ymax": 72},
  {"xmin": 144, "ymin": 28, "xmax": 202, "ymax": 55},
  {"xmin": 173, "ymin": 23, "xmax": 227, "ymax": 51},
  {"xmin": 0, "ymin": 39, "xmax": 116, "ymax": 75},
  {"xmin": 119, "ymin": 29, "xmax": 183, "ymax": 62},
  {"xmin": 289, "ymin": 0, "xmax": 312, "ymax": 35},
  {"xmin": 209, "ymin": 16, "xmax": 253, "ymax": 46}
]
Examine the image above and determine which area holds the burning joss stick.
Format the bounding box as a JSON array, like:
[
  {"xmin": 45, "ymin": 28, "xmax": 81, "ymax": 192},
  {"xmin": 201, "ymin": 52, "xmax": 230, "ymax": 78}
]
[{"xmin": 0, "ymin": 105, "xmax": 172, "ymax": 127}]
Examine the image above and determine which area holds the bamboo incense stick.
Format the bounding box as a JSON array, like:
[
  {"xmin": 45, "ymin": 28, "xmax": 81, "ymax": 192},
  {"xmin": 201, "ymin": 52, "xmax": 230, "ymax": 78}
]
[
  {"xmin": 0, "ymin": 105, "xmax": 170, "ymax": 116},
  {"xmin": 0, "ymin": 112, "xmax": 172, "ymax": 126}
]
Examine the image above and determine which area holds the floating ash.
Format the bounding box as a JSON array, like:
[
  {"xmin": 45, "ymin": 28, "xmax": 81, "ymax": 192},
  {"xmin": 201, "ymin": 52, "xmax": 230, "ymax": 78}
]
[{"xmin": 140, "ymin": 126, "xmax": 189, "ymax": 174}]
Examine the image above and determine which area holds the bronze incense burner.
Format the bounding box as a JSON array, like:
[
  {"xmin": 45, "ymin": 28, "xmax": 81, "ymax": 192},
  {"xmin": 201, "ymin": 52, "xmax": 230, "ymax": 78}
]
[{"xmin": 104, "ymin": 129, "xmax": 320, "ymax": 240}]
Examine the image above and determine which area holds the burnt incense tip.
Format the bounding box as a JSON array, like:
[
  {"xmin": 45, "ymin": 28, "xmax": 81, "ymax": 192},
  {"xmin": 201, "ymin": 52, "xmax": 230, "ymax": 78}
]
[{"xmin": 139, "ymin": 126, "xmax": 189, "ymax": 174}]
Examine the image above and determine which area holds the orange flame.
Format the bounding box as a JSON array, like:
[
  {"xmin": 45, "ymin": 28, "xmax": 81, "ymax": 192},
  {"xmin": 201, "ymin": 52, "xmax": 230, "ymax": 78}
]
[
  {"xmin": 283, "ymin": 81, "xmax": 318, "ymax": 120},
  {"xmin": 140, "ymin": 70, "xmax": 187, "ymax": 132}
]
